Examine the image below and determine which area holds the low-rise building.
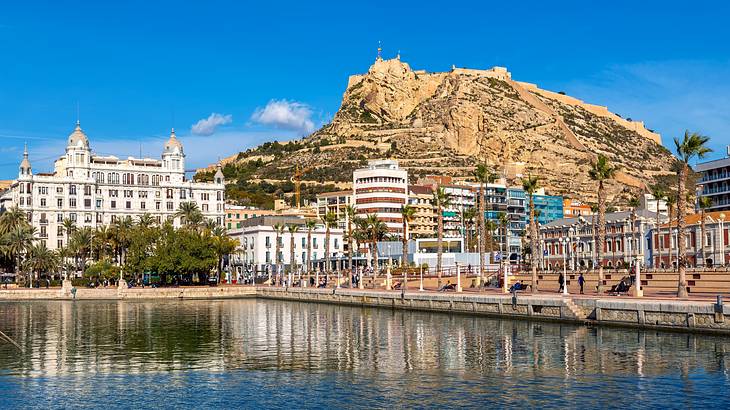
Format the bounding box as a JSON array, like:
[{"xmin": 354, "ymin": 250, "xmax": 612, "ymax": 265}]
[
  {"xmin": 563, "ymin": 199, "xmax": 593, "ymax": 218},
  {"xmin": 227, "ymin": 216, "xmax": 344, "ymax": 276},
  {"xmin": 315, "ymin": 190, "xmax": 353, "ymax": 230},
  {"xmin": 651, "ymin": 211, "xmax": 729, "ymax": 268},
  {"xmin": 407, "ymin": 185, "xmax": 436, "ymax": 238},
  {"xmin": 540, "ymin": 210, "xmax": 661, "ymax": 271}
]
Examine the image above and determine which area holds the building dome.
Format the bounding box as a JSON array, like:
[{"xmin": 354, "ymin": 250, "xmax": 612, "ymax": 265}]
[
  {"xmin": 164, "ymin": 128, "xmax": 184, "ymax": 155},
  {"xmin": 67, "ymin": 121, "xmax": 90, "ymax": 149},
  {"xmin": 19, "ymin": 144, "xmax": 32, "ymax": 175}
]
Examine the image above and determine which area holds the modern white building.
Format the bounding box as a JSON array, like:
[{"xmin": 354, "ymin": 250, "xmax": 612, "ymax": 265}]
[
  {"xmin": 227, "ymin": 216, "xmax": 344, "ymax": 275},
  {"xmin": 696, "ymin": 145, "xmax": 730, "ymax": 212},
  {"xmin": 353, "ymin": 160, "xmax": 408, "ymax": 236},
  {"xmin": 0, "ymin": 123, "xmax": 225, "ymax": 249},
  {"xmin": 315, "ymin": 190, "xmax": 353, "ymax": 230}
]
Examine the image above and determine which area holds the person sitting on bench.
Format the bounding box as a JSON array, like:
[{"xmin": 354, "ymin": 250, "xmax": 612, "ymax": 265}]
[
  {"xmin": 439, "ymin": 281, "xmax": 456, "ymax": 292},
  {"xmin": 610, "ymin": 279, "xmax": 630, "ymax": 294},
  {"xmin": 509, "ymin": 281, "xmax": 529, "ymax": 292}
]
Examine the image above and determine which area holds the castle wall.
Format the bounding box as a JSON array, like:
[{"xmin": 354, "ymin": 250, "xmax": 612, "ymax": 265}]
[{"xmin": 516, "ymin": 81, "xmax": 662, "ymax": 145}]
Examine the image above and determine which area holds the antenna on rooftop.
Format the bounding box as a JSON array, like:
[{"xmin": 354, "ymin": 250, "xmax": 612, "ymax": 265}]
[
  {"xmin": 76, "ymin": 101, "xmax": 80, "ymax": 125},
  {"xmin": 377, "ymin": 40, "xmax": 382, "ymax": 61}
]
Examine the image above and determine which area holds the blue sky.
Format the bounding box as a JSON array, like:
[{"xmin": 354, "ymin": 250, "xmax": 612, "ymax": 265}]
[{"xmin": 1, "ymin": 1, "xmax": 729, "ymax": 178}]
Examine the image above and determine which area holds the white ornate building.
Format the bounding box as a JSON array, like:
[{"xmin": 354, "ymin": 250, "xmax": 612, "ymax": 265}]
[{"xmin": 0, "ymin": 122, "xmax": 225, "ymax": 249}]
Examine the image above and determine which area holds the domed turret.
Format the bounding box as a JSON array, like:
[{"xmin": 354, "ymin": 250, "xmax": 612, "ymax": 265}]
[
  {"xmin": 214, "ymin": 162, "xmax": 225, "ymax": 185},
  {"xmin": 67, "ymin": 121, "xmax": 90, "ymax": 149},
  {"xmin": 164, "ymin": 128, "xmax": 184, "ymax": 155},
  {"xmin": 19, "ymin": 144, "xmax": 32, "ymax": 176}
]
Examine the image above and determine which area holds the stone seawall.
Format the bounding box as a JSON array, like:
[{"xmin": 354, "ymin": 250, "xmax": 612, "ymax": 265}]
[
  {"xmin": 257, "ymin": 288, "xmax": 730, "ymax": 335},
  {"xmin": 0, "ymin": 286, "xmax": 256, "ymax": 301},
  {"xmin": 3, "ymin": 286, "xmax": 729, "ymax": 335}
]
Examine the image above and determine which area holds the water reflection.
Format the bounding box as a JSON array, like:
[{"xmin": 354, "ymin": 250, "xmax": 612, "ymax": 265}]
[{"xmin": 1, "ymin": 300, "xmax": 729, "ymax": 408}]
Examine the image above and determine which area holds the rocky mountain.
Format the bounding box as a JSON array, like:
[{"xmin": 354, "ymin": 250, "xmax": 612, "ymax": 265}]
[{"xmin": 200, "ymin": 56, "xmax": 677, "ymax": 207}]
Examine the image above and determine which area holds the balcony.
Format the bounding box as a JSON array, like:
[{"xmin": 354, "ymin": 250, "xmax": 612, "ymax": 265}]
[{"xmin": 39, "ymin": 219, "xmax": 49, "ymax": 225}]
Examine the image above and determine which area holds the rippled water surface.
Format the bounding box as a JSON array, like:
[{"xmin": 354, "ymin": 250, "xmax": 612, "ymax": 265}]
[{"xmin": 0, "ymin": 299, "xmax": 729, "ymax": 408}]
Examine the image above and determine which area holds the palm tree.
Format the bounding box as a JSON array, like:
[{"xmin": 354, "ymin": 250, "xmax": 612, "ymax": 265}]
[
  {"xmin": 137, "ymin": 213, "xmax": 156, "ymax": 229},
  {"xmin": 345, "ymin": 205, "xmax": 356, "ymax": 275},
  {"xmin": 462, "ymin": 207, "xmax": 477, "ymax": 252},
  {"xmin": 305, "ymin": 219, "xmax": 317, "ymax": 275},
  {"xmin": 321, "ymin": 211, "xmax": 338, "ymax": 275},
  {"xmin": 93, "ymin": 225, "xmax": 114, "ymax": 262},
  {"xmin": 69, "ymin": 227, "xmax": 93, "ymax": 277},
  {"xmin": 497, "ymin": 212, "xmax": 510, "ymax": 286},
  {"xmin": 111, "ymin": 216, "xmax": 134, "ymax": 269},
  {"xmin": 522, "ymin": 174, "xmax": 540, "ymax": 294},
  {"xmin": 176, "ymin": 202, "xmax": 203, "ymax": 228},
  {"xmin": 26, "ymin": 242, "xmax": 58, "ymax": 283},
  {"xmin": 400, "ymin": 204, "xmax": 416, "ymax": 268},
  {"xmin": 61, "ymin": 217, "xmax": 76, "ymax": 241},
  {"xmin": 0, "ymin": 207, "xmax": 27, "ymax": 240},
  {"xmin": 698, "ymin": 196, "xmax": 713, "ymax": 267},
  {"xmin": 287, "ymin": 224, "xmax": 300, "ymax": 279},
  {"xmin": 273, "ymin": 223, "xmax": 284, "ymax": 284},
  {"xmin": 666, "ymin": 192, "xmax": 676, "ymax": 270},
  {"xmin": 650, "ymin": 186, "xmax": 666, "ymax": 268},
  {"xmin": 364, "ymin": 214, "xmax": 388, "ymax": 283},
  {"xmin": 212, "ymin": 225, "xmax": 237, "ymax": 284},
  {"xmin": 588, "ymin": 154, "xmax": 618, "ymax": 293},
  {"xmin": 6, "ymin": 225, "xmax": 36, "ymax": 286},
  {"xmin": 674, "ymin": 131, "xmax": 712, "ymax": 297},
  {"xmin": 432, "ymin": 186, "xmax": 452, "ymax": 287},
  {"xmin": 473, "ymin": 163, "xmax": 498, "ymax": 285}
]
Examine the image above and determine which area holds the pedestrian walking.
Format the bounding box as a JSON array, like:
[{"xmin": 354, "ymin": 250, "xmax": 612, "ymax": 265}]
[
  {"xmin": 558, "ymin": 273, "xmax": 564, "ymax": 293},
  {"xmin": 578, "ymin": 273, "xmax": 585, "ymax": 294}
]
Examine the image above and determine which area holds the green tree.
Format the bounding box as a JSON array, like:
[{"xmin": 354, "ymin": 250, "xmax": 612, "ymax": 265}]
[
  {"xmin": 26, "ymin": 241, "xmax": 58, "ymax": 283},
  {"xmin": 674, "ymin": 131, "xmax": 712, "ymax": 297},
  {"xmin": 287, "ymin": 224, "xmax": 300, "ymax": 278},
  {"xmin": 522, "ymin": 174, "xmax": 540, "ymax": 294},
  {"xmin": 305, "ymin": 219, "xmax": 317, "ymax": 274},
  {"xmin": 345, "ymin": 205, "xmax": 357, "ymax": 276},
  {"xmin": 400, "ymin": 204, "xmax": 416, "ymax": 268},
  {"xmin": 432, "ymin": 186, "xmax": 452, "ymax": 287},
  {"xmin": 321, "ymin": 211, "xmax": 338, "ymax": 274},
  {"xmin": 588, "ymin": 154, "xmax": 618, "ymax": 293},
  {"xmin": 212, "ymin": 226, "xmax": 237, "ymax": 284},
  {"xmin": 473, "ymin": 163, "xmax": 498, "ymax": 286}
]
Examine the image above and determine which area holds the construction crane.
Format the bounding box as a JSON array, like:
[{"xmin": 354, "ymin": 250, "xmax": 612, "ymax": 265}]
[{"xmin": 291, "ymin": 164, "xmax": 314, "ymax": 208}]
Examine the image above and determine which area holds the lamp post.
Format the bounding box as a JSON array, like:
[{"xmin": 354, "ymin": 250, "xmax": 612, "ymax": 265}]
[
  {"xmin": 720, "ymin": 213, "xmax": 726, "ymax": 267},
  {"xmin": 561, "ymin": 236, "xmax": 568, "ymax": 295},
  {"xmin": 672, "ymin": 228, "xmax": 678, "ymax": 271}
]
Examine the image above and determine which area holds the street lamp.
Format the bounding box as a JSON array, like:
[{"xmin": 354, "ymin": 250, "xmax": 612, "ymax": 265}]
[
  {"xmin": 720, "ymin": 213, "xmax": 726, "ymax": 267},
  {"xmin": 672, "ymin": 228, "xmax": 679, "ymax": 271},
  {"xmin": 560, "ymin": 236, "xmax": 569, "ymax": 295}
]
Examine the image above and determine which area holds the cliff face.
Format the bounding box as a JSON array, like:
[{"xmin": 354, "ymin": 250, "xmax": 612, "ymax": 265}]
[
  {"xmin": 308, "ymin": 57, "xmax": 674, "ymax": 202},
  {"xmin": 220, "ymin": 57, "xmax": 676, "ymax": 206}
]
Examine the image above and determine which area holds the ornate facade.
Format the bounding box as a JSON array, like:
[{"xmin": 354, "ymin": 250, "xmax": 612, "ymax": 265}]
[{"xmin": 1, "ymin": 123, "xmax": 225, "ymax": 249}]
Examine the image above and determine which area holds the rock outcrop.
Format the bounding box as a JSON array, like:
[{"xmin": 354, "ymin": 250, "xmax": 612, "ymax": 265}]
[{"xmin": 220, "ymin": 57, "xmax": 676, "ymax": 204}]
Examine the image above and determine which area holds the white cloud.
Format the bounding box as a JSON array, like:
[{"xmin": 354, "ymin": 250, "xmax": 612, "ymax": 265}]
[
  {"xmin": 190, "ymin": 113, "xmax": 233, "ymax": 136},
  {"xmin": 251, "ymin": 100, "xmax": 316, "ymax": 134}
]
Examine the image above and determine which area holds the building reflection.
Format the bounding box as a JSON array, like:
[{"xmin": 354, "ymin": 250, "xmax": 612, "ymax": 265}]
[{"xmin": 2, "ymin": 299, "xmax": 730, "ymax": 389}]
